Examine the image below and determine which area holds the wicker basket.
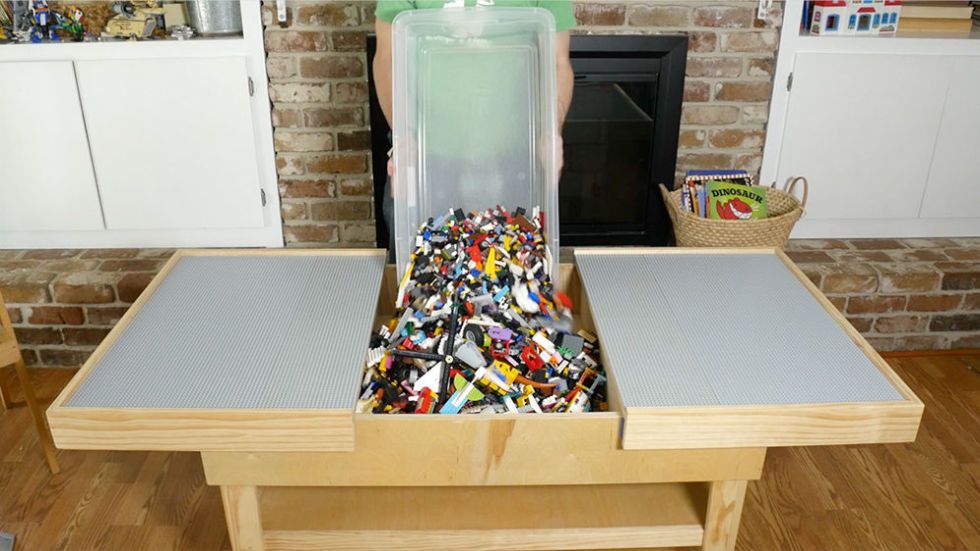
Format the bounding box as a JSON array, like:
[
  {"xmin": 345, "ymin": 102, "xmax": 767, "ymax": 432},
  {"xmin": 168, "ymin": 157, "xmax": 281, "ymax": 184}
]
[{"xmin": 659, "ymin": 177, "xmax": 808, "ymax": 248}]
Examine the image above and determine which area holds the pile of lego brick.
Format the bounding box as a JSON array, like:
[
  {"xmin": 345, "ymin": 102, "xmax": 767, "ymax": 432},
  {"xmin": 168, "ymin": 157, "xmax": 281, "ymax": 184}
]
[{"xmin": 360, "ymin": 206, "xmax": 606, "ymax": 415}]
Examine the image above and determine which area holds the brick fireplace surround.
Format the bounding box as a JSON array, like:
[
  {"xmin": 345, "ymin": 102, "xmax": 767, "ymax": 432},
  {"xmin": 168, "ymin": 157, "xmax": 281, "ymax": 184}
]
[
  {"xmin": 264, "ymin": 0, "xmax": 785, "ymax": 246},
  {"xmin": 2, "ymin": 2, "xmax": 977, "ymax": 367}
]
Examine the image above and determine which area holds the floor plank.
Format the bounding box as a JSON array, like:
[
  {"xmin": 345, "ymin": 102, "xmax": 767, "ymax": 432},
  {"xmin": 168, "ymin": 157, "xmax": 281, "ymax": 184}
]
[{"xmin": 0, "ymin": 356, "xmax": 978, "ymax": 551}]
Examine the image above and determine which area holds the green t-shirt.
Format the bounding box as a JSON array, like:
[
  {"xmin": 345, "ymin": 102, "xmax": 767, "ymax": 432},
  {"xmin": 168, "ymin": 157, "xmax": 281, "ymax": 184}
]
[{"xmin": 376, "ymin": 0, "xmax": 576, "ymax": 32}]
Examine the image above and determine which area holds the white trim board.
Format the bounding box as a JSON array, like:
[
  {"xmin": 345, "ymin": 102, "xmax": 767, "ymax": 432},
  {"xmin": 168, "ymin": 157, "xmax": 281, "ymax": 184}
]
[
  {"xmin": 0, "ymin": 227, "xmax": 282, "ymax": 249},
  {"xmin": 794, "ymin": 218, "xmax": 980, "ymax": 239}
]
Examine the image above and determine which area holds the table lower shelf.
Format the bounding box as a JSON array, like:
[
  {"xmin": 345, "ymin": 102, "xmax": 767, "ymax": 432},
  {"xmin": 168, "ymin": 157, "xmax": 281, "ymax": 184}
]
[{"xmin": 255, "ymin": 483, "xmax": 707, "ymax": 550}]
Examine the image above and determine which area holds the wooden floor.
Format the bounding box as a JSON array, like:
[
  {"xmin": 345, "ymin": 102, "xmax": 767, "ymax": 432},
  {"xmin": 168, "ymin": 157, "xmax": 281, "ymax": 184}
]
[{"xmin": 1, "ymin": 355, "xmax": 979, "ymax": 551}]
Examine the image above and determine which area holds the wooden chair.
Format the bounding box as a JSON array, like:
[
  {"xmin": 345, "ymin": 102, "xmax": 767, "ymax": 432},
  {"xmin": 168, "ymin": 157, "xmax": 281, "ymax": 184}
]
[{"xmin": 0, "ymin": 290, "xmax": 60, "ymax": 474}]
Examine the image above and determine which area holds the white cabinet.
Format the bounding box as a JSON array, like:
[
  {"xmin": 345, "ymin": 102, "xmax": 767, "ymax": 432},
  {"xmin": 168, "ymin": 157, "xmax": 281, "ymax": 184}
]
[
  {"xmin": 921, "ymin": 55, "xmax": 980, "ymax": 219},
  {"xmin": 0, "ymin": 61, "xmax": 105, "ymax": 231},
  {"xmin": 75, "ymin": 57, "xmax": 264, "ymax": 231},
  {"xmin": 776, "ymin": 53, "xmax": 950, "ymax": 221},
  {"xmin": 762, "ymin": 0, "xmax": 980, "ymax": 238},
  {"xmin": 0, "ymin": 1, "xmax": 281, "ymax": 249}
]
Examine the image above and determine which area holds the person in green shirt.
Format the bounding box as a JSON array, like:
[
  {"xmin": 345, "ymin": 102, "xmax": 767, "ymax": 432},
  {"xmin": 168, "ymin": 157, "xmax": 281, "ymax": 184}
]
[{"xmin": 373, "ymin": 0, "xmax": 575, "ymax": 254}]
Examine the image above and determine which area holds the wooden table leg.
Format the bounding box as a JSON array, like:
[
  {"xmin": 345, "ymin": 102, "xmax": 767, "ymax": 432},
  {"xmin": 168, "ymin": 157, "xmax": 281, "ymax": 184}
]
[
  {"xmin": 220, "ymin": 485, "xmax": 265, "ymax": 551},
  {"xmin": 0, "ymin": 378, "xmax": 10, "ymax": 413},
  {"xmin": 12, "ymin": 359, "xmax": 60, "ymax": 474},
  {"xmin": 702, "ymin": 479, "xmax": 748, "ymax": 551}
]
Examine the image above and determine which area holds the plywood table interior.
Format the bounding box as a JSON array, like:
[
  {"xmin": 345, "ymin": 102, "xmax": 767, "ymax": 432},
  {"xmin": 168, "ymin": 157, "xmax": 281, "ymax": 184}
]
[{"xmin": 46, "ymin": 248, "xmax": 923, "ymax": 551}]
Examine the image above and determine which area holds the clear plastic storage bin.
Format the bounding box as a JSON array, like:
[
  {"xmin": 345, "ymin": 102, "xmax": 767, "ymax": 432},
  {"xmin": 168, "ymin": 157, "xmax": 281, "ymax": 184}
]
[{"xmin": 391, "ymin": 7, "xmax": 560, "ymax": 282}]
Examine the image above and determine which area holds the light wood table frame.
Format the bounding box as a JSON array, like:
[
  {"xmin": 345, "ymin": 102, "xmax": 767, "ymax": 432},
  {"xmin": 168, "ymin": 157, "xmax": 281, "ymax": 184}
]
[
  {"xmin": 1, "ymin": 289, "xmax": 60, "ymax": 474},
  {"xmin": 47, "ymin": 248, "xmax": 923, "ymax": 551},
  {"xmin": 201, "ymin": 419, "xmax": 765, "ymax": 551}
]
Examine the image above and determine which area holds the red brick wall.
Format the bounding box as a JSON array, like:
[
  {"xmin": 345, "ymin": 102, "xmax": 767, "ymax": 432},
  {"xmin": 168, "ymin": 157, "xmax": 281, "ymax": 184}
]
[
  {"xmin": 263, "ymin": 1, "xmax": 377, "ymax": 247},
  {"xmin": 262, "ymin": 1, "xmax": 784, "ymax": 246},
  {"xmin": 0, "ymin": 249, "xmax": 172, "ymax": 368},
  {"xmin": 787, "ymin": 238, "xmax": 980, "ymax": 351}
]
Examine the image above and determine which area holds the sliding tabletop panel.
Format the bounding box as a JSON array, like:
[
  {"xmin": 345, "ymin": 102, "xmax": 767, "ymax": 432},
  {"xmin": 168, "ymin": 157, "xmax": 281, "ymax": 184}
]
[
  {"xmin": 47, "ymin": 250, "xmax": 386, "ymax": 452},
  {"xmin": 575, "ymin": 248, "xmax": 923, "ymax": 450}
]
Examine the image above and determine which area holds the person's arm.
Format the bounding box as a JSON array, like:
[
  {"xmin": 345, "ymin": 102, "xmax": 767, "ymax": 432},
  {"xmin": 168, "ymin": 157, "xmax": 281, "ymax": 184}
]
[
  {"xmin": 555, "ymin": 30, "xmax": 573, "ymax": 129},
  {"xmin": 536, "ymin": 0, "xmax": 575, "ymax": 127},
  {"xmin": 373, "ymin": 18, "xmax": 395, "ymax": 127}
]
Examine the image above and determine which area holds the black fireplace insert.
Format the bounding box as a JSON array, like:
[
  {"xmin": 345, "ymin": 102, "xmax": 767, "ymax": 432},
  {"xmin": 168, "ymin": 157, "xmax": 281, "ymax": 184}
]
[{"xmin": 367, "ymin": 33, "xmax": 687, "ymax": 248}]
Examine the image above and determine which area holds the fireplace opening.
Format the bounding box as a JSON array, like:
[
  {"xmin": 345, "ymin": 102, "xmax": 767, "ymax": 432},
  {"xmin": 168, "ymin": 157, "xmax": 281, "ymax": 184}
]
[{"xmin": 368, "ymin": 34, "xmax": 687, "ymax": 248}]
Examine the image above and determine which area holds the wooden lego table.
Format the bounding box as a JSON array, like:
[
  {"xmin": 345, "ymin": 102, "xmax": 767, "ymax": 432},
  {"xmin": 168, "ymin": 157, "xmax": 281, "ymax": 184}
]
[{"xmin": 47, "ymin": 248, "xmax": 922, "ymax": 551}]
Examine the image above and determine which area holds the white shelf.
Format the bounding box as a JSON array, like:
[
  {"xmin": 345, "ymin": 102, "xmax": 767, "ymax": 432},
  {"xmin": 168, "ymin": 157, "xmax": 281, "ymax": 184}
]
[
  {"xmin": 793, "ymin": 218, "xmax": 980, "ymax": 239},
  {"xmin": 0, "ymin": 226, "xmax": 282, "ymax": 249}
]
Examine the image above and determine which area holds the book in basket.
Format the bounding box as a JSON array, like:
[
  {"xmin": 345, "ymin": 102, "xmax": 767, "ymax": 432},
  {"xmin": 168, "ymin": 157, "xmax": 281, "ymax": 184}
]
[{"xmin": 707, "ymin": 181, "xmax": 769, "ymax": 220}]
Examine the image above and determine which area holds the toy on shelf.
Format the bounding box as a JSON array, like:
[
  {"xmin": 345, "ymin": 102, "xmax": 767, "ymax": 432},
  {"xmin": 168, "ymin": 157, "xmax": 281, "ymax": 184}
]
[
  {"xmin": 810, "ymin": 0, "xmax": 848, "ymax": 34},
  {"xmin": 59, "ymin": 5, "xmax": 85, "ymax": 41},
  {"xmin": 169, "ymin": 24, "xmax": 193, "ymax": 40},
  {"xmin": 29, "ymin": 0, "xmax": 59, "ymax": 43},
  {"xmin": 809, "ymin": 0, "xmax": 901, "ymax": 36},
  {"xmin": 103, "ymin": 0, "xmax": 164, "ymax": 39},
  {"xmin": 0, "ymin": 1, "xmax": 13, "ymax": 42},
  {"xmin": 880, "ymin": 0, "xmax": 902, "ymax": 33}
]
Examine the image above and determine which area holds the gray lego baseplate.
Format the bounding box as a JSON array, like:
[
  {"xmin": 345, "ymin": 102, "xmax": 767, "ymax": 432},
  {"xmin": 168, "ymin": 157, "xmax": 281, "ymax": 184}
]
[
  {"xmin": 66, "ymin": 254, "xmax": 385, "ymax": 410},
  {"xmin": 575, "ymin": 251, "xmax": 902, "ymax": 408}
]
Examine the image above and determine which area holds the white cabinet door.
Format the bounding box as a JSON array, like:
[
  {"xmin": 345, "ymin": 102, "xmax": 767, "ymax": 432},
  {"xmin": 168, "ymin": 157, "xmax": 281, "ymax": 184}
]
[
  {"xmin": 776, "ymin": 53, "xmax": 950, "ymax": 220},
  {"xmin": 921, "ymin": 56, "xmax": 980, "ymax": 219},
  {"xmin": 0, "ymin": 61, "xmax": 104, "ymax": 231},
  {"xmin": 75, "ymin": 57, "xmax": 264, "ymax": 230}
]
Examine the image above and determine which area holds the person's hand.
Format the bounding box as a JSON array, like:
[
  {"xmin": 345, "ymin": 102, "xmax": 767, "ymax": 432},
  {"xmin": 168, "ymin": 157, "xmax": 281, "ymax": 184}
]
[
  {"xmin": 556, "ymin": 135, "xmax": 564, "ymax": 175},
  {"xmin": 387, "ymin": 147, "xmax": 394, "ymax": 178},
  {"xmin": 537, "ymin": 134, "xmax": 564, "ymax": 178}
]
